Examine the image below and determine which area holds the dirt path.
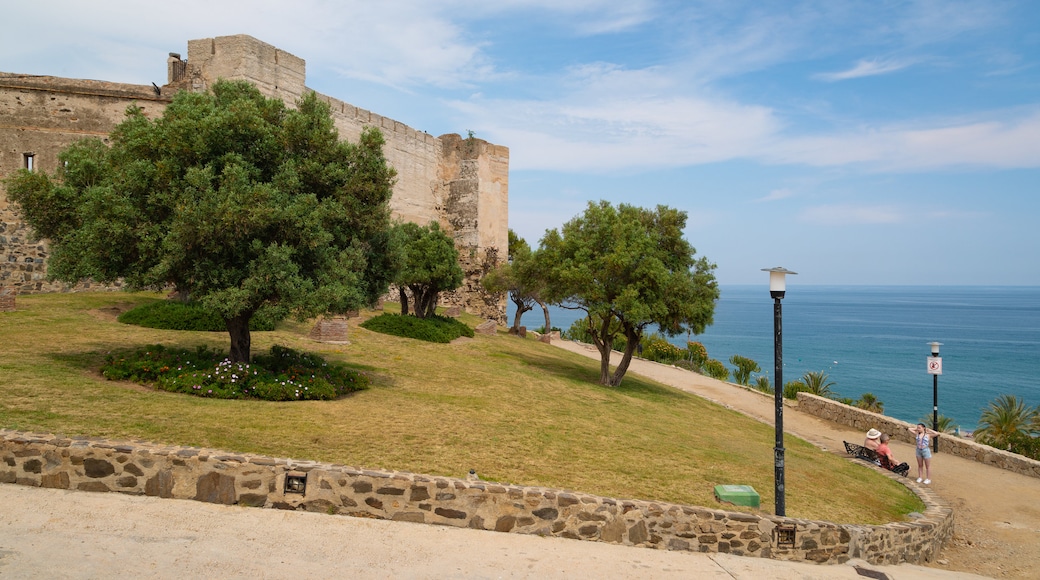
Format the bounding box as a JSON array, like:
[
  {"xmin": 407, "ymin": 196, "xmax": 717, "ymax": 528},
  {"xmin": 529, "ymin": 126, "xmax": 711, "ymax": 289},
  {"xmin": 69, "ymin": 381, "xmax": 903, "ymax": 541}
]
[{"xmin": 551, "ymin": 340, "xmax": 1040, "ymax": 580}]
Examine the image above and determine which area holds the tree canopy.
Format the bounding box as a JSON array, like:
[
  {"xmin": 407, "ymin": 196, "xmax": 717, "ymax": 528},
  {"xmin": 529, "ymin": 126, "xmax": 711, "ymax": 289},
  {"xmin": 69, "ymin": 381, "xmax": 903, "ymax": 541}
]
[
  {"xmin": 537, "ymin": 201, "xmax": 719, "ymax": 386},
  {"xmin": 391, "ymin": 221, "xmax": 464, "ymax": 319},
  {"xmin": 5, "ymin": 80, "xmax": 397, "ymax": 362},
  {"xmin": 482, "ymin": 229, "xmax": 550, "ymax": 333},
  {"xmin": 974, "ymin": 394, "xmax": 1037, "ymax": 451}
]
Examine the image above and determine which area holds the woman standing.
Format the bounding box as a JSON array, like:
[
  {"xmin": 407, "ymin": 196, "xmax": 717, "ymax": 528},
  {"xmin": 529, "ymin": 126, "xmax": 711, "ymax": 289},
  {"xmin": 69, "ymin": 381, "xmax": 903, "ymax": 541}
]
[{"xmin": 908, "ymin": 423, "xmax": 940, "ymax": 484}]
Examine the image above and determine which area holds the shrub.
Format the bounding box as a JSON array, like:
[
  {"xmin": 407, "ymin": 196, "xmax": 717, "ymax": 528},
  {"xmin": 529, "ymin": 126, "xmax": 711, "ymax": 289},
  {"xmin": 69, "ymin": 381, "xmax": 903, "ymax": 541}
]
[
  {"xmin": 641, "ymin": 334, "xmax": 684, "ymax": 363},
  {"xmin": 101, "ymin": 344, "xmax": 367, "ymax": 401},
  {"xmin": 783, "ymin": 380, "xmax": 807, "ymax": 400},
  {"xmin": 729, "ymin": 354, "xmax": 760, "ymax": 386},
  {"xmin": 118, "ymin": 300, "xmax": 277, "ymax": 331},
  {"xmin": 753, "ymin": 376, "xmax": 773, "ymax": 394},
  {"xmin": 685, "ymin": 341, "xmax": 708, "ymax": 371},
  {"xmin": 1004, "ymin": 431, "xmax": 1040, "ymax": 461},
  {"xmin": 703, "ymin": 358, "xmax": 729, "ymax": 381},
  {"xmin": 360, "ymin": 313, "xmax": 474, "ymax": 343},
  {"xmin": 672, "ymin": 360, "xmax": 699, "ymax": 371}
]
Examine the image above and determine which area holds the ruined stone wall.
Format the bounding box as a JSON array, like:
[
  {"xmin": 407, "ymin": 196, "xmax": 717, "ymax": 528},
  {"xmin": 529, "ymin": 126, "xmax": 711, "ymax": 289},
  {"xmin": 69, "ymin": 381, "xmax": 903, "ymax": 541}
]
[
  {"xmin": 0, "ymin": 35, "xmax": 507, "ymax": 320},
  {"xmin": 0, "ymin": 429, "xmax": 952, "ymax": 566},
  {"xmin": 0, "ymin": 74, "xmax": 169, "ymax": 292},
  {"xmin": 437, "ymin": 133, "xmax": 509, "ymax": 319},
  {"xmin": 796, "ymin": 393, "xmax": 1040, "ymax": 479}
]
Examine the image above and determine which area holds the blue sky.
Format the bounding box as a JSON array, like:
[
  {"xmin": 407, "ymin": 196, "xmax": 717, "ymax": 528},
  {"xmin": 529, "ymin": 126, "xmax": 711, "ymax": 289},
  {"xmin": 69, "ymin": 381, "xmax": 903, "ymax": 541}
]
[{"xmin": 3, "ymin": 0, "xmax": 1038, "ymax": 285}]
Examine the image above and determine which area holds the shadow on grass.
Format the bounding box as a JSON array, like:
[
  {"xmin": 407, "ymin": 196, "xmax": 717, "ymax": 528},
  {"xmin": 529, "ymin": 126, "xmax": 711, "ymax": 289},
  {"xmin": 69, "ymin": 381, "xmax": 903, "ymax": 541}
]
[
  {"xmin": 45, "ymin": 345, "xmax": 396, "ymax": 398},
  {"xmin": 49, "ymin": 350, "xmax": 109, "ymax": 373},
  {"xmin": 501, "ymin": 346, "xmax": 686, "ymax": 401}
]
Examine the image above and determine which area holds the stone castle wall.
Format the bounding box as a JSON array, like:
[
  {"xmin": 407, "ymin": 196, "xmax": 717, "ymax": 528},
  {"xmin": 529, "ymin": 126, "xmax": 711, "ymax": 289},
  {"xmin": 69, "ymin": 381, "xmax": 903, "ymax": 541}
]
[
  {"xmin": 1, "ymin": 429, "xmax": 952, "ymax": 566},
  {"xmin": 796, "ymin": 393, "xmax": 1040, "ymax": 479},
  {"xmin": 0, "ymin": 35, "xmax": 507, "ymax": 319},
  {"xmin": 0, "ymin": 74, "xmax": 169, "ymax": 292}
]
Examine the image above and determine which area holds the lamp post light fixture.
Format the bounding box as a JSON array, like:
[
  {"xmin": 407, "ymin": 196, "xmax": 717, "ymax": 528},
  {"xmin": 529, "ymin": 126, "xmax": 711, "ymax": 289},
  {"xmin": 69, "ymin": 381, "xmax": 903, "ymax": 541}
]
[
  {"xmin": 927, "ymin": 341, "xmax": 943, "ymax": 452},
  {"xmin": 763, "ymin": 267, "xmax": 796, "ymax": 517}
]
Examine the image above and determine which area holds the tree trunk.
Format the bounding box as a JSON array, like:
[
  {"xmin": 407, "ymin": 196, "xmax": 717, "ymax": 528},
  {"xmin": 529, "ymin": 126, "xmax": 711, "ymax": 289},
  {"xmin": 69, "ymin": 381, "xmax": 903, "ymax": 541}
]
[
  {"xmin": 511, "ymin": 299, "xmax": 533, "ymax": 332},
  {"xmin": 597, "ymin": 339, "xmax": 613, "ymax": 386},
  {"xmin": 225, "ymin": 313, "xmax": 253, "ymax": 363},
  {"xmin": 399, "ymin": 287, "xmax": 410, "ymax": 316},
  {"xmin": 423, "ymin": 290, "xmax": 438, "ymax": 318},
  {"xmin": 609, "ymin": 329, "xmax": 641, "ymax": 387},
  {"xmin": 170, "ymin": 287, "xmax": 191, "ymax": 303},
  {"xmin": 538, "ymin": 300, "xmax": 551, "ymax": 335},
  {"xmin": 593, "ymin": 315, "xmax": 614, "ymax": 386}
]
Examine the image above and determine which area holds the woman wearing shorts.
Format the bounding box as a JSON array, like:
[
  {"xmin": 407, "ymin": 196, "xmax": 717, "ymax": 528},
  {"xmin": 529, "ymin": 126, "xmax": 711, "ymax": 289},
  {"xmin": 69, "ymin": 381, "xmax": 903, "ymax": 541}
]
[{"xmin": 909, "ymin": 423, "xmax": 940, "ymax": 484}]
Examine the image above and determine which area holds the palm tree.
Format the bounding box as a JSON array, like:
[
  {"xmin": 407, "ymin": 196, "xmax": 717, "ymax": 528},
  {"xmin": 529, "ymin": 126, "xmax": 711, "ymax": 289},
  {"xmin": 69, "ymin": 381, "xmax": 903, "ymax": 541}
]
[
  {"xmin": 919, "ymin": 413, "xmax": 958, "ymax": 435},
  {"xmin": 855, "ymin": 393, "xmax": 884, "ymax": 414},
  {"xmin": 974, "ymin": 395, "xmax": 1035, "ymax": 449},
  {"xmin": 800, "ymin": 371, "xmax": 836, "ymax": 398}
]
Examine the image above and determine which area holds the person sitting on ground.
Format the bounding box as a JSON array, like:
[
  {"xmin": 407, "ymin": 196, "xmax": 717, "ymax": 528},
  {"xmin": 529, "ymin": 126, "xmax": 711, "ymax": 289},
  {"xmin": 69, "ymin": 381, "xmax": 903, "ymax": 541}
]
[{"xmin": 864, "ymin": 428, "xmax": 882, "ymax": 450}]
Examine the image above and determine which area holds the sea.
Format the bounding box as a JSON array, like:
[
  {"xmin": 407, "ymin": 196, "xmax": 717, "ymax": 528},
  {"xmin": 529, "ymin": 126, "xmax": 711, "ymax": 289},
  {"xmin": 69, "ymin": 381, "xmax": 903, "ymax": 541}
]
[{"xmin": 507, "ymin": 286, "xmax": 1040, "ymax": 431}]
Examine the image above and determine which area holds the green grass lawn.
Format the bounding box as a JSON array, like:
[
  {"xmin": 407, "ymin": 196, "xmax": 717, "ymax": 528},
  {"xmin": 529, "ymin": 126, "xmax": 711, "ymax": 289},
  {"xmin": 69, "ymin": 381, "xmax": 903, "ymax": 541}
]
[{"xmin": 0, "ymin": 291, "xmax": 922, "ymax": 524}]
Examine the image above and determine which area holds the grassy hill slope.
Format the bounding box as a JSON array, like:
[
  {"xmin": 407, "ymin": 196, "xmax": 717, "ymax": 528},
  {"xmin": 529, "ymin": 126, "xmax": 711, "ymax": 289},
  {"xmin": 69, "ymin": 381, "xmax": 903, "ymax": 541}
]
[{"xmin": 0, "ymin": 292, "xmax": 921, "ymax": 523}]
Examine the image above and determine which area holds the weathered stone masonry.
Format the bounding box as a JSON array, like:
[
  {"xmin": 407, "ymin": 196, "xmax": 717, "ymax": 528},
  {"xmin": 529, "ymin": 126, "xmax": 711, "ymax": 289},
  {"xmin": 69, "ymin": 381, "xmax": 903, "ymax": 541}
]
[
  {"xmin": 1, "ymin": 429, "xmax": 952, "ymax": 566},
  {"xmin": 0, "ymin": 34, "xmax": 508, "ymax": 320}
]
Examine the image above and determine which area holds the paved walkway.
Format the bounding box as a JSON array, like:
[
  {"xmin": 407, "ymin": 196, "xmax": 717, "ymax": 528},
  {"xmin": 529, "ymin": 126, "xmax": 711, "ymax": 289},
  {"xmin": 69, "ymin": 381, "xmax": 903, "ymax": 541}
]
[
  {"xmin": 3, "ymin": 339, "xmax": 1030, "ymax": 579},
  {"xmin": 0, "ymin": 484, "xmax": 984, "ymax": 580}
]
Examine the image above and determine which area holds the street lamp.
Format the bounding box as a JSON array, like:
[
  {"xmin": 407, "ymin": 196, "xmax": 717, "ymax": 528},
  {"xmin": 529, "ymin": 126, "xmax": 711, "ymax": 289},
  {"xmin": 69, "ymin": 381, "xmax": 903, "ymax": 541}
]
[
  {"xmin": 927, "ymin": 341, "xmax": 943, "ymax": 452},
  {"xmin": 763, "ymin": 267, "xmax": 796, "ymax": 516}
]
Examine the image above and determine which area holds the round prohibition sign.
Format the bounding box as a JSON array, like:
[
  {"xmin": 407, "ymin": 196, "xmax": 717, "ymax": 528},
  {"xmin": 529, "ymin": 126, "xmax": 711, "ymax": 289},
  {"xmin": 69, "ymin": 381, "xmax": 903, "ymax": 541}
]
[{"xmin": 927, "ymin": 356, "xmax": 943, "ymax": 375}]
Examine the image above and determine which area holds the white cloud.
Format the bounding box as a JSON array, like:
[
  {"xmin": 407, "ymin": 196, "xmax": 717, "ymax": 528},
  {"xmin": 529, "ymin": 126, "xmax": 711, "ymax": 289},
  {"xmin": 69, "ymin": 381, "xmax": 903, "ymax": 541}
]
[
  {"xmin": 460, "ymin": 94, "xmax": 780, "ymax": 171},
  {"xmin": 768, "ymin": 109, "xmax": 1040, "ymax": 170},
  {"xmin": 0, "ymin": 0, "xmax": 498, "ymax": 89},
  {"xmin": 814, "ymin": 58, "xmax": 913, "ymax": 81}
]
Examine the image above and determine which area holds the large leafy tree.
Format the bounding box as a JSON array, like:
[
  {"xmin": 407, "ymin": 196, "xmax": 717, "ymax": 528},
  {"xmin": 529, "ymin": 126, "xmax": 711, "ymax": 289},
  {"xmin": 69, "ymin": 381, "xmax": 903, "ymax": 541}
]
[
  {"xmin": 537, "ymin": 201, "xmax": 719, "ymax": 386},
  {"xmin": 5, "ymin": 80, "xmax": 397, "ymax": 362},
  {"xmin": 392, "ymin": 221, "xmax": 464, "ymax": 319}
]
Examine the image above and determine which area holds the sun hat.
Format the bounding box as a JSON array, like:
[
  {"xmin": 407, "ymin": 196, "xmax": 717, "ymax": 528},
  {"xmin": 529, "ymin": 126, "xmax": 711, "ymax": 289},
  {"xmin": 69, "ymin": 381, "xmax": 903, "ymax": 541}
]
[{"xmin": 866, "ymin": 428, "xmax": 882, "ymax": 440}]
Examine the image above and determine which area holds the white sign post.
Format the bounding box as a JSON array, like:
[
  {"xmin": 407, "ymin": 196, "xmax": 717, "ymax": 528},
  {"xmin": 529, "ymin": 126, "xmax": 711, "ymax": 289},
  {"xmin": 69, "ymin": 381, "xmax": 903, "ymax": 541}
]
[{"xmin": 927, "ymin": 356, "xmax": 943, "ymax": 375}]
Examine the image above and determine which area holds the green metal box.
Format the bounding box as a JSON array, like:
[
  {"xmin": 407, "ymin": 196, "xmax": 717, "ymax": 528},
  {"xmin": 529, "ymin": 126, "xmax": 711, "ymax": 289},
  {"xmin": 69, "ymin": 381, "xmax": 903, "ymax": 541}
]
[{"xmin": 713, "ymin": 484, "xmax": 760, "ymax": 508}]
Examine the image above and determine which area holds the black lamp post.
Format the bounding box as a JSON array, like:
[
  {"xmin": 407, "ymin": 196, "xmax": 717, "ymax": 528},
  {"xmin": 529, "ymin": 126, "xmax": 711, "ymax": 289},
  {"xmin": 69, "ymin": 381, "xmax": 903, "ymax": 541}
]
[
  {"xmin": 927, "ymin": 341, "xmax": 943, "ymax": 452},
  {"xmin": 763, "ymin": 267, "xmax": 796, "ymax": 516}
]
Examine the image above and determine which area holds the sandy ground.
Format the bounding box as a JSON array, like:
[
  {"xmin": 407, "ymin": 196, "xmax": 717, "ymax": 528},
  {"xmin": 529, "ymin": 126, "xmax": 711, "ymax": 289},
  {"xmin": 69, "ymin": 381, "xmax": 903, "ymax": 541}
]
[
  {"xmin": 550, "ymin": 341, "xmax": 1040, "ymax": 580},
  {"xmin": 0, "ymin": 338, "xmax": 1034, "ymax": 579}
]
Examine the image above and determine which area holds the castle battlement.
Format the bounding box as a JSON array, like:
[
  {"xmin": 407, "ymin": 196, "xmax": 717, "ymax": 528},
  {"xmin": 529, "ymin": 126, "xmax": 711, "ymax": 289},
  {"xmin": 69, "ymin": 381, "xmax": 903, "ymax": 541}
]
[{"xmin": 0, "ymin": 35, "xmax": 507, "ymax": 321}]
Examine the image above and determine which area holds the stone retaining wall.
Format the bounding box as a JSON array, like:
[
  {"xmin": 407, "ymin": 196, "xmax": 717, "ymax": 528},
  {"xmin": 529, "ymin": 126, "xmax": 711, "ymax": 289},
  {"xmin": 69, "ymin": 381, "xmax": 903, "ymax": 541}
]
[
  {"xmin": 1, "ymin": 429, "xmax": 952, "ymax": 566},
  {"xmin": 796, "ymin": 392, "xmax": 1040, "ymax": 479}
]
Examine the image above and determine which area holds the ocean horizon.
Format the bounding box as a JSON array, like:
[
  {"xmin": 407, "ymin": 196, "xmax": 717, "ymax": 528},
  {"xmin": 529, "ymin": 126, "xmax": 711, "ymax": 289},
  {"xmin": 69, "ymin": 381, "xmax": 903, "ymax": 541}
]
[{"xmin": 507, "ymin": 285, "xmax": 1040, "ymax": 431}]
